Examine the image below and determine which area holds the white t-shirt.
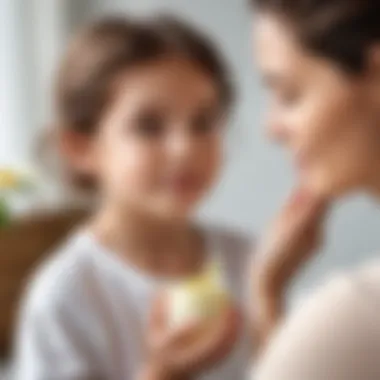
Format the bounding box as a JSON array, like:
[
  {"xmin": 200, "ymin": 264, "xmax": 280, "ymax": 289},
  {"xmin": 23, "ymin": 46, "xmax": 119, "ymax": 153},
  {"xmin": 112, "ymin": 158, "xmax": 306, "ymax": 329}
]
[
  {"xmin": 13, "ymin": 226, "xmax": 254, "ymax": 380},
  {"xmin": 253, "ymin": 260, "xmax": 380, "ymax": 380}
]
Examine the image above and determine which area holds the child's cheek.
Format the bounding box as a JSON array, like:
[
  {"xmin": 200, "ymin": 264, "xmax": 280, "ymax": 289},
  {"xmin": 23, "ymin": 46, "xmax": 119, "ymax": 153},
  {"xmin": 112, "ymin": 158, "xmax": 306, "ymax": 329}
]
[
  {"xmin": 202, "ymin": 144, "xmax": 223, "ymax": 186},
  {"xmin": 115, "ymin": 148, "xmax": 161, "ymax": 193}
]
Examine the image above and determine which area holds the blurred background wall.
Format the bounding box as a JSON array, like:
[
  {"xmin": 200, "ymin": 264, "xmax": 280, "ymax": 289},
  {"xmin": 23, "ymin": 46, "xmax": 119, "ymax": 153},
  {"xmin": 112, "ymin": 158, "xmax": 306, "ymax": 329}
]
[{"xmin": 2, "ymin": 0, "xmax": 380, "ymax": 301}]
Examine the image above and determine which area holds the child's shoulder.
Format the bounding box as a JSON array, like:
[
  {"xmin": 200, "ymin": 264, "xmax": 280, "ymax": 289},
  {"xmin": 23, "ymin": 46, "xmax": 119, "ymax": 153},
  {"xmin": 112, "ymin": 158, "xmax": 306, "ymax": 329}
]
[
  {"xmin": 203, "ymin": 223, "xmax": 255, "ymax": 257},
  {"xmin": 203, "ymin": 224, "xmax": 255, "ymax": 299},
  {"xmin": 21, "ymin": 232, "xmax": 95, "ymax": 316}
]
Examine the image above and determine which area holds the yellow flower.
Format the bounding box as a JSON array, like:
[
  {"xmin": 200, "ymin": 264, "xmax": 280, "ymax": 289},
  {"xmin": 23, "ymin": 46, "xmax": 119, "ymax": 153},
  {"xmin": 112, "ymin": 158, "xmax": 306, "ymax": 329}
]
[
  {"xmin": 0, "ymin": 169, "xmax": 21, "ymax": 190},
  {"xmin": 0, "ymin": 168, "xmax": 36, "ymax": 191},
  {"xmin": 168, "ymin": 261, "xmax": 230, "ymax": 329}
]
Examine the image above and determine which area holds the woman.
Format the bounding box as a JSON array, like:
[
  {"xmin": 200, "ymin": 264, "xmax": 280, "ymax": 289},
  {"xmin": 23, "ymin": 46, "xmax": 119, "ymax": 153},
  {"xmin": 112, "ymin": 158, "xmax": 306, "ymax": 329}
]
[{"xmin": 249, "ymin": 0, "xmax": 380, "ymax": 379}]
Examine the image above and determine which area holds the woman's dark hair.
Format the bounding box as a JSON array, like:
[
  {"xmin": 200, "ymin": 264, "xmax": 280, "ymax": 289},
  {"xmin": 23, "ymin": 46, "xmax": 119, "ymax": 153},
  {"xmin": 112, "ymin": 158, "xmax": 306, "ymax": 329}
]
[
  {"xmin": 50, "ymin": 14, "xmax": 234, "ymax": 190},
  {"xmin": 251, "ymin": 0, "xmax": 380, "ymax": 74}
]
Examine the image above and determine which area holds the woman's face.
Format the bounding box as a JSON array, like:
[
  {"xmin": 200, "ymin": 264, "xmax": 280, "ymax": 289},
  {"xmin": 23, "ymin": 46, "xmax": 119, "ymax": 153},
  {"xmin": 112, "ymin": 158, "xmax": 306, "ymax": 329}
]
[
  {"xmin": 254, "ymin": 14, "xmax": 380, "ymax": 198},
  {"xmin": 91, "ymin": 57, "xmax": 224, "ymax": 220}
]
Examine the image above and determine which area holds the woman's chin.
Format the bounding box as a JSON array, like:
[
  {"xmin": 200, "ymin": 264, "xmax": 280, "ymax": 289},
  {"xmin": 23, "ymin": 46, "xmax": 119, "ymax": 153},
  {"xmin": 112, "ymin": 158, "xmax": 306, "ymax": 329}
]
[
  {"xmin": 305, "ymin": 172, "xmax": 361, "ymax": 200},
  {"xmin": 297, "ymin": 170, "xmax": 336, "ymax": 199}
]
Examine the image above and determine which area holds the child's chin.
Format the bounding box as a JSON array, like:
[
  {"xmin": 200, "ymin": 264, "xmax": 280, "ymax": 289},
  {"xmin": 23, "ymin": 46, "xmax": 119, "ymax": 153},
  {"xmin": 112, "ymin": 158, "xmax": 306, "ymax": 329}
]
[
  {"xmin": 170, "ymin": 195, "xmax": 203, "ymax": 212},
  {"xmin": 155, "ymin": 201, "xmax": 198, "ymax": 220}
]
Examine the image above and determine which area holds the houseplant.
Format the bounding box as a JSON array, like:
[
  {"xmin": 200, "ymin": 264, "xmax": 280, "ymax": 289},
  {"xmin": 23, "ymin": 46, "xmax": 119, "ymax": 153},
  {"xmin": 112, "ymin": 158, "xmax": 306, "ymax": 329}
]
[{"xmin": 0, "ymin": 169, "xmax": 36, "ymax": 227}]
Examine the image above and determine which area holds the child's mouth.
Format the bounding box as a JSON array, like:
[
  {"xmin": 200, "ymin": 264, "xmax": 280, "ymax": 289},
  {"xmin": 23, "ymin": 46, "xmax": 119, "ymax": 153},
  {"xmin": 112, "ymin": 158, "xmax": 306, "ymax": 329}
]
[{"xmin": 166, "ymin": 173, "xmax": 204, "ymax": 196}]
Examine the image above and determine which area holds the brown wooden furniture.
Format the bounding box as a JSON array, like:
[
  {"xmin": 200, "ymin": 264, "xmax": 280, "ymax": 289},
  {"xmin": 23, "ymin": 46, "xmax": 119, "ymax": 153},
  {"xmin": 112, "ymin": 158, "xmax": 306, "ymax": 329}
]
[{"xmin": 0, "ymin": 207, "xmax": 87, "ymax": 358}]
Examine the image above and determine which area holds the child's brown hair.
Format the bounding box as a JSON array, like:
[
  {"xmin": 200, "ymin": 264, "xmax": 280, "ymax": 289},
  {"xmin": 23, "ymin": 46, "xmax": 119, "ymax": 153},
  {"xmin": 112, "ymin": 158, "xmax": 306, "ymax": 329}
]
[{"xmin": 50, "ymin": 14, "xmax": 234, "ymax": 190}]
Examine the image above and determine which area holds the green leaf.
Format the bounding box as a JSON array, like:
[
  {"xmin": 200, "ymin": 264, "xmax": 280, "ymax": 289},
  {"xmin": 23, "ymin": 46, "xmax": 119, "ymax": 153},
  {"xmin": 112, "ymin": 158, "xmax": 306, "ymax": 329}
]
[{"xmin": 0, "ymin": 198, "xmax": 11, "ymax": 228}]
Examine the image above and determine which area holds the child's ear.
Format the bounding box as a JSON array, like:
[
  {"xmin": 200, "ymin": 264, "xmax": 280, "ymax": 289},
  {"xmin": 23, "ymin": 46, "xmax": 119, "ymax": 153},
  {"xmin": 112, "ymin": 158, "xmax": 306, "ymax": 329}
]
[{"xmin": 58, "ymin": 129, "xmax": 96, "ymax": 177}]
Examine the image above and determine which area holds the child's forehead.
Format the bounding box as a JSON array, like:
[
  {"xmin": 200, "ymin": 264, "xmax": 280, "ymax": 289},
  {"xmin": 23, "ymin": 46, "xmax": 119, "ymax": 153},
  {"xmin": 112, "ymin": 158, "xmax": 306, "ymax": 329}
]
[
  {"xmin": 109, "ymin": 59, "xmax": 221, "ymax": 106},
  {"xmin": 113, "ymin": 56, "xmax": 217, "ymax": 86}
]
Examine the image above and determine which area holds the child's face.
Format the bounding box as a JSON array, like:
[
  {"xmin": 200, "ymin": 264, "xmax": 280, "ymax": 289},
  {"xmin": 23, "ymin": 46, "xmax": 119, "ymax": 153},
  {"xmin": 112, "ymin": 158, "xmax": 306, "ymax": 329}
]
[{"xmin": 91, "ymin": 58, "xmax": 225, "ymax": 219}]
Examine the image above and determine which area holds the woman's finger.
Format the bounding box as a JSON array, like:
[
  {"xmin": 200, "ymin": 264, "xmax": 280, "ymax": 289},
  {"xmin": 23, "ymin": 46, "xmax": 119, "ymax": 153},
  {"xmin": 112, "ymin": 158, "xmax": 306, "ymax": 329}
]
[
  {"xmin": 259, "ymin": 189, "xmax": 328, "ymax": 257},
  {"xmin": 280, "ymin": 189, "xmax": 327, "ymax": 233}
]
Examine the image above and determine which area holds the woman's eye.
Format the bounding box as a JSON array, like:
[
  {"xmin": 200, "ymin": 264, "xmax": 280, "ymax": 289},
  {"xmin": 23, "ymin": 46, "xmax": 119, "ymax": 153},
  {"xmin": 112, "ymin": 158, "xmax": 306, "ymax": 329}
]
[{"xmin": 280, "ymin": 90, "xmax": 300, "ymax": 106}]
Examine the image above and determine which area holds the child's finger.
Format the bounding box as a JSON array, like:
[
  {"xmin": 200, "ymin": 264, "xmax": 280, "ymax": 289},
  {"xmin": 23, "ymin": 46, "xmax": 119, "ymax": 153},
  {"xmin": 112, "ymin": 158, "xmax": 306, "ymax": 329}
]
[
  {"xmin": 172, "ymin": 305, "xmax": 241, "ymax": 371},
  {"xmin": 151, "ymin": 309, "xmax": 203, "ymax": 352},
  {"xmin": 149, "ymin": 295, "xmax": 167, "ymax": 329},
  {"xmin": 159, "ymin": 317, "xmax": 203, "ymax": 349},
  {"xmin": 149, "ymin": 293, "xmax": 170, "ymax": 347}
]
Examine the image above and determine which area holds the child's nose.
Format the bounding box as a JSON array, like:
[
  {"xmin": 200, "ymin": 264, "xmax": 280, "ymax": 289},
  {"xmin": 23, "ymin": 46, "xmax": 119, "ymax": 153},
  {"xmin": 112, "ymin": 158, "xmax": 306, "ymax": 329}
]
[{"xmin": 166, "ymin": 131, "xmax": 196, "ymax": 160}]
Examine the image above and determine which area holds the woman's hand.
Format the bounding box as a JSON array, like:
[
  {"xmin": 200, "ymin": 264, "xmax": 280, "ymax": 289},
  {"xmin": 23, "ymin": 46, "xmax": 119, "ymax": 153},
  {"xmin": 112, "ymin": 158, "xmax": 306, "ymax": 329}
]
[
  {"xmin": 140, "ymin": 295, "xmax": 241, "ymax": 380},
  {"xmin": 251, "ymin": 187, "xmax": 330, "ymax": 346}
]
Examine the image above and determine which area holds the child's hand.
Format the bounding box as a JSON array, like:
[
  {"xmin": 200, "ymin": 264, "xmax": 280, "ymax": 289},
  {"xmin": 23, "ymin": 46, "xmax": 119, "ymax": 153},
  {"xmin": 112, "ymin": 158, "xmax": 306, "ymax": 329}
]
[
  {"xmin": 252, "ymin": 187, "xmax": 330, "ymax": 345},
  {"xmin": 142, "ymin": 295, "xmax": 241, "ymax": 379}
]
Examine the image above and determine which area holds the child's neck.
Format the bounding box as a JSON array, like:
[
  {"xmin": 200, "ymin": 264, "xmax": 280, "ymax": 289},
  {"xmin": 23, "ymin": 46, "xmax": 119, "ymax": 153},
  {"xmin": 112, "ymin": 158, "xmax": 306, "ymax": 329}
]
[{"xmin": 89, "ymin": 204, "xmax": 206, "ymax": 278}]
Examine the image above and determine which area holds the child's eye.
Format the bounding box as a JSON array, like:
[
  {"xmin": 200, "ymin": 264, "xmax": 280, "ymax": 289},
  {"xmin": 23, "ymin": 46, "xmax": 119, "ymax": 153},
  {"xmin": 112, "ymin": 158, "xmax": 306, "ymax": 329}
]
[
  {"xmin": 134, "ymin": 113, "xmax": 165, "ymax": 137},
  {"xmin": 191, "ymin": 111, "xmax": 219, "ymax": 134}
]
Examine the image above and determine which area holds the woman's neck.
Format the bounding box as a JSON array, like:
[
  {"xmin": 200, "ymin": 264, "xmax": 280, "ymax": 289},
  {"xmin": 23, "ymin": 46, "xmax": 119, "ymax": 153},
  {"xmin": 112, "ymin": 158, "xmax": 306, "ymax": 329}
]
[{"xmin": 89, "ymin": 203, "xmax": 205, "ymax": 278}]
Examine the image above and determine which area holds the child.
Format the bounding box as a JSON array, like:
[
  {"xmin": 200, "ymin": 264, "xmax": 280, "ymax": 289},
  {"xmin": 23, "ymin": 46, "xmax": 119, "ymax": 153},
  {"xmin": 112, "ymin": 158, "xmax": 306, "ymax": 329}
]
[{"xmin": 13, "ymin": 15, "xmax": 254, "ymax": 380}]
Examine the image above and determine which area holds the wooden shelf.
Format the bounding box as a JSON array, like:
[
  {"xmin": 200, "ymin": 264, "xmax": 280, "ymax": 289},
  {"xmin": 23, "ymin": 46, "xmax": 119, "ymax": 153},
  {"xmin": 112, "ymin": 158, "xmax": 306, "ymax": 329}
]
[{"xmin": 0, "ymin": 206, "xmax": 88, "ymax": 358}]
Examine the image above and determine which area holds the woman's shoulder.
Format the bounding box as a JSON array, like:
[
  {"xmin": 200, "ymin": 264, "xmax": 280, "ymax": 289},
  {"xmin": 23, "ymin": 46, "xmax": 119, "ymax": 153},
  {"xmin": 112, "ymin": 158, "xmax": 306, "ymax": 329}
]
[
  {"xmin": 292, "ymin": 261, "xmax": 380, "ymax": 322},
  {"xmin": 316, "ymin": 260, "xmax": 380, "ymax": 305},
  {"xmin": 254, "ymin": 262, "xmax": 380, "ymax": 380},
  {"xmin": 341, "ymin": 259, "xmax": 380, "ymax": 305}
]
